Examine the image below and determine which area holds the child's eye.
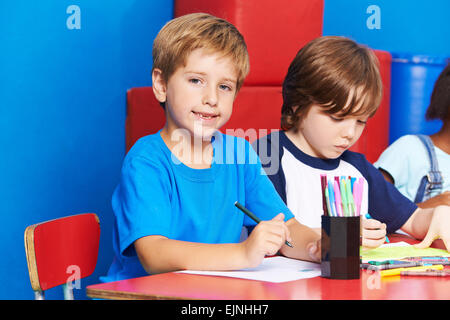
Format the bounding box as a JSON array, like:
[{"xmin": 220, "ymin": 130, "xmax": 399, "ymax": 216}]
[
  {"xmin": 330, "ymin": 115, "xmax": 344, "ymax": 122},
  {"xmin": 189, "ymin": 78, "xmax": 202, "ymax": 85},
  {"xmin": 357, "ymin": 119, "xmax": 367, "ymax": 125},
  {"xmin": 219, "ymin": 84, "xmax": 233, "ymax": 91}
]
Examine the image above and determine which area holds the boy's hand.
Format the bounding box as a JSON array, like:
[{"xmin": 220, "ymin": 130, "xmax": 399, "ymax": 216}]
[
  {"xmin": 243, "ymin": 213, "xmax": 291, "ymax": 267},
  {"xmin": 415, "ymin": 205, "xmax": 450, "ymax": 251},
  {"xmin": 306, "ymin": 239, "xmax": 321, "ymax": 262},
  {"xmin": 361, "ymin": 217, "xmax": 387, "ymax": 248}
]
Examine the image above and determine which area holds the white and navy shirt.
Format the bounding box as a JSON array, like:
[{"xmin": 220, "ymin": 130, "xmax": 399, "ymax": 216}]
[{"xmin": 253, "ymin": 131, "xmax": 417, "ymax": 233}]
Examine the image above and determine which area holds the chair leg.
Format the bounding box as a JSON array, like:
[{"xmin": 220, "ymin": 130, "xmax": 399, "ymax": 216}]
[
  {"xmin": 34, "ymin": 291, "xmax": 45, "ymax": 300},
  {"xmin": 62, "ymin": 283, "xmax": 74, "ymax": 300}
]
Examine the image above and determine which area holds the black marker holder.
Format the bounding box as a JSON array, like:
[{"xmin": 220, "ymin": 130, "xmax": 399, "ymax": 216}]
[{"xmin": 321, "ymin": 216, "xmax": 360, "ymax": 279}]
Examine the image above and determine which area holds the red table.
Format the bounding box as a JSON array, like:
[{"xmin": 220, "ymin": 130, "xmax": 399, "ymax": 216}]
[{"xmin": 87, "ymin": 235, "xmax": 450, "ymax": 300}]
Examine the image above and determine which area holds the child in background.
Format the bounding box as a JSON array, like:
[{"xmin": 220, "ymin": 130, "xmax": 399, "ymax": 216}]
[
  {"xmin": 101, "ymin": 13, "xmax": 320, "ymax": 282},
  {"xmin": 253, "ymin": 36, "xmax": 450, "ymax": 250},
  {"xmin": 374, "ymin": 63, "xmax": 450, "ymax": 208}
]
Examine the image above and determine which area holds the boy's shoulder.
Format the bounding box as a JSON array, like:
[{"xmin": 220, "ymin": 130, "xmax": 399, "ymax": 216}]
[
  {"xmin": 388, "ymin": 134, "xmax": 423, "ymax": 152},
  {"xmin": 252, "ymin": 130, "xmax": 283, "ymax": 151},
  {"xmin": 340, "ymin": 149, "xmax": 373, "ymax": 171},
  {"xmin": 215, "ymin": 132, "xmax": 257, "ymax": 162},
  {"xmin": 341, "ymin": 149, "xmax": 368, "ymax": 163},
  {"xmin": 125, "ymin": 132, "xmax": 167, "ymax": 163}
]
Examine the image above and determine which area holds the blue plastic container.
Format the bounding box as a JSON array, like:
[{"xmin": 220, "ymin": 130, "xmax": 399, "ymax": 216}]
[{"xmin": 389, "ymin": 53, "xmax": 449, "ymax": 143}]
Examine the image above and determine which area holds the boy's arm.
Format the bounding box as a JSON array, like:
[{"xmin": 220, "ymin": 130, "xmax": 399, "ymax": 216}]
[
  {"xmin": 400, "ymin": 205, "xmax": 450, "ymax": 251},
  {"xmin": 135, "ymin": 213, "xmax": 293, "ymax": 274},
  {"xmin": 279, "ymin": 218, "xmax": 321, "ymax": 262},
  {"xmin": 135, "ymin": 236, "xmax": 248, "ymax": 274}
]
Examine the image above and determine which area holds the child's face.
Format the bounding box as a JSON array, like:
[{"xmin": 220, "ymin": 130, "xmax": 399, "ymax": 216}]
[
  {"xmin": 295, "ymin": 104, "xmax": 368, "ymax": 159},
  {"xmin": 155, "ymin": 48, "xmax": 238, "ymax": 141}
]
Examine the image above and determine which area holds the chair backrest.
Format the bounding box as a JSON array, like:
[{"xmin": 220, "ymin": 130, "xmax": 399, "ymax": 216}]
[{"xmin": 24, "ymin": 213, "xmax": 100, "ymax": 299}]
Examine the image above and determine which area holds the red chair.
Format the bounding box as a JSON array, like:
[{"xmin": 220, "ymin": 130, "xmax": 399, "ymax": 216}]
[{"xmin": 24, "ymin": 213, "xmax": 100, "ymax": 300}]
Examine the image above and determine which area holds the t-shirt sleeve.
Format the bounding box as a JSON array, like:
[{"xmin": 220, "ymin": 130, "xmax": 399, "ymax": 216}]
[
  {"xmin": 358, "ymin": 153, "xmax": 418, "ymax": 233},
  {"xmin": 252, "ymin": 132, "xmax": 287, "ymax": 203},
  {"xmin": 244, "ymin": 139, "xmax": 294, "ymax": 226},
  {"xmin": 112, "ymin": 155, "xmax": 172, "ymax": 257},
  {"xmin": 374, "ymin": 135, "xmax": 416, "ymax": 187}
]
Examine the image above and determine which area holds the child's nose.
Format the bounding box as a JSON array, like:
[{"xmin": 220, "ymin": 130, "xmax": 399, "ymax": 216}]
[
  {"xmin": 202, "ymin": 85, "xmax": 218, "ymax": 106},
  {"xmin": 342, "ymin": 121, "xmax": 357, "ymax": 140}
]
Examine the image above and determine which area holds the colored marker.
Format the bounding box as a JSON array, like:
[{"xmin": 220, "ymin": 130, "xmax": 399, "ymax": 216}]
[
  {"xmin": 327, "ymin": 180, "xmax": 336, "ymax": 217},
  {"xmin": 400, "ymin": 270, "xmax": 450, "ymax": 277},
  {"xmin": 368, "ymin": 260, "xmax": 397, "ymax": 265},
  {"xmin": 333, "ymin": 180, "xmax": 343, "ymax": 217},
  {"xmin": 365, "ymin": 213, "xmax": 390, "ymax": 243},
  {"xmin": 405, "ymin": 256, "xmax": 449, "ymax": 261},
  {"xmin": 368, "ymin": 262, "xmax": 423, "ymax": 271},
  {"xmin": 234, "ymin": 201, "xmax": 293, "ymax": 248},
  {"xmin": 345, "ymin": 179, "xmax": 355, "ymax": 216},
  {"xmin": 340, "ymin": 178, "xmax": 348, "ymax": 216},
  {"xmin": 325, "ymin": 186, "xmax": 332, "ymax": 217},
  {"xmin": 356, "ymin": 178, "xmax": 364, "ymax": 216},
  {"xmin": 353, "ymin": 179, "xmax": 361, "ymax": 217},
  {"xmin": 380, "ymin": 264, "xmax": 444, "ymax": 277},
  {"xmin": 320, "ymin": 174, "xmax": 328, "ymax": 216},
  {"xmin": 334, "ymin": 176, "xmax": 340, "ymax": 185},
  {"xmin": 350, "ymin": 177, "xmax": 356, "ymax": 192},
  {"xmin": 403, "ymin": 258, "xmax": 450, "ymax": 265}
]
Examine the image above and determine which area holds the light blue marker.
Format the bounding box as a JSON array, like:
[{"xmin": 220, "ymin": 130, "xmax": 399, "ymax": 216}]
[{"xmin": 327, "ymin": 180, "xmax": 336, "ymax": 217}]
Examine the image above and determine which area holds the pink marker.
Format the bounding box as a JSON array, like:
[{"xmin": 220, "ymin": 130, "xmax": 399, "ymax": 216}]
[
  {"xmin": 353, "ymin": 181, "xmax": 362, "ymax": 217},
  {"xmin": 355, "ymin": 178, "xmax": 364, "ymax": 216}
]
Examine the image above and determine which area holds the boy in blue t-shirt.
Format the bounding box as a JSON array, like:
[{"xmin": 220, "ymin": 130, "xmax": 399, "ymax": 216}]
[
  {"xmin": 102, "ymin": 13, "xmax": 321, "ymax": 282},
  {"xmin": 253, "ymin": 36, "xmax": 450, "ymax": 250}
]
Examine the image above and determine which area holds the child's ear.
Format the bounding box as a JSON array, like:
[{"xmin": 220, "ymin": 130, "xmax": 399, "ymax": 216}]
[{"xmin": 152, "ymin": 68, "xmax": 167, "ymax": 104}]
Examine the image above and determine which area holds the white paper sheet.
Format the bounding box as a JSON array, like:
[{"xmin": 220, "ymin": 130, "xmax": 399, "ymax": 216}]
[{"xmin": 177, "ymin": 256, "xmax": 321, "ymax": 283}]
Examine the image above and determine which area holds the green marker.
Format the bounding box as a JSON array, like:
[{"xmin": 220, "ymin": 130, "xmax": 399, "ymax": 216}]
[
  {"xmin": 340, "ymin": 178, "xmax": 348, "ymax": 216},
  {"xmin": 345, "ymin": 179, "xmax": 355, "ymax": 216}
]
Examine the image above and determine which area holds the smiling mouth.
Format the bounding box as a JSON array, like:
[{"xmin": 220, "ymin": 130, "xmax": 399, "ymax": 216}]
[{"xmin": 192, "ymin": 111, "xmax": 218, "ymax": 120}]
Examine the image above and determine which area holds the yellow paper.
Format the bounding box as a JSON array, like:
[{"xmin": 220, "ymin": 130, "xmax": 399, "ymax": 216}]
[{"xmin": 360, "ymin": 242, "xmax": 450, "ymax": 261}]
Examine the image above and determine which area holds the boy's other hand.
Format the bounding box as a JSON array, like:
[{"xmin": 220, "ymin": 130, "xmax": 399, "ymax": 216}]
[
  {"xmin": 414, "ymin": 205, "xmax": 450, "ymax": 251},
  {"xmin": 306, "ymin": 239, "xmax": 321, "ymax": 262},
  {"xmin": 361, "ymin": 217, "xmax": 387, "ymax": 248},
  {"xmin": 243, "ymin": 213, "xmax": 291, "ymax": 268}
]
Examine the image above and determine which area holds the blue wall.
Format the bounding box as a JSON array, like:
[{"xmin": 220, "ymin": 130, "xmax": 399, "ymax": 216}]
[
  {"xmin": 0, "ymin": 1, "xmax": 173, "ymax": 299},
  {"xmin": 323, "ymin": 0, "xmax": 450, "ymax": 143},
  {"xmin": 323, "ymin": 0, "xmax": 450, "ymax": 56}
]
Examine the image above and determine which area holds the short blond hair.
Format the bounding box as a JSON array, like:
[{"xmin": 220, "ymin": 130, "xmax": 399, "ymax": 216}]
[{"xmin": 152, "ymin": 13, "xmax": 249, "ymax": 92}]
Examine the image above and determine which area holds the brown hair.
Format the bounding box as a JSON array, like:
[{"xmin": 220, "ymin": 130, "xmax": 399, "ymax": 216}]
[
  {"xmin": 152, "ymin": 13, "xmax": 249, "ymax": 93},
  {"xmin": 281, "ymin": 36, "xmax": 383, "ymax": 131},
  {"xmin": 425, "ymin": 63, "xmax": 450, "ymax": 121}
]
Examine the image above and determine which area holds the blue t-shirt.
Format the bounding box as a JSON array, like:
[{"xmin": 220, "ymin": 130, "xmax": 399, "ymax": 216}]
[
  {"xmin": 252, "ymin": 131, "xmax": 417, "ymax": 234},
  {"xmin": 101, "ymin": 131, "xmax": 294, "ymax": 282}
]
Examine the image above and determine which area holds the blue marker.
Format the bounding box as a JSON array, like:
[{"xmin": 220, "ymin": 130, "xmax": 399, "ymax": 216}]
[
  {"xmin": 327, "ymin": 180, "xmax": 336, "ymax": 216},
  {"xmin": 350, "ymin": 177, "xmax": 356, "ymax": 192},
  {"xmin": 365, "ymin": 213, "xmax": 390, "ymax": 243}
]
